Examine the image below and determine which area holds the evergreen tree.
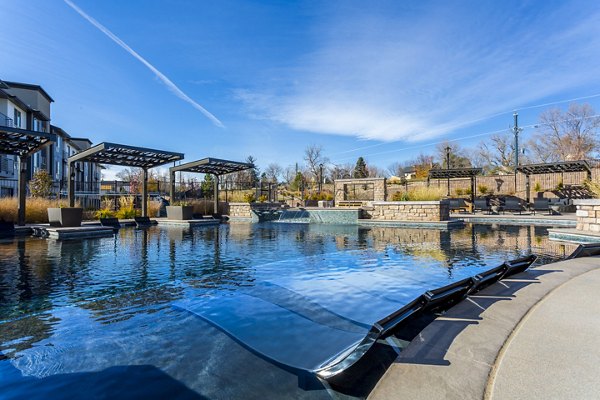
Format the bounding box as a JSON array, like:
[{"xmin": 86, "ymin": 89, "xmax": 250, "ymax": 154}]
[
  {"xmin": 201, "ymin": 174, "xmax": 214, "ymax": 197},
  {"xmin": 353, "ymin": 157, "xmax": 369, "ymax": 178}
]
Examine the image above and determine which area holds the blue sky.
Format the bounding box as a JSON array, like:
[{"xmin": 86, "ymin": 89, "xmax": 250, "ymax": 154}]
[{"xmin": 2, "ymin": 0, "xmax": 600, "ymax": 177}]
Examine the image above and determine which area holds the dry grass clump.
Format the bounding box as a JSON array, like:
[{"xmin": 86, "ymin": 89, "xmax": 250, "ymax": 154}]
[
  {"xmin": 148, "ymin": 200, "xmax": 161, "ymax": 217},
  {"xmin": 391, "ymin": 186, "xmax": 445, "ymax": 201},
  {"xmin": 0, "ymin": 197, "xmax": 70, "ymax": 223},
  {"xmin": 584, "ymin": 179, "xmax": 600, "ymax": 198},
  {"xmin": 116, "ymin": 196, "xmax": 137, "ymax": 219}
]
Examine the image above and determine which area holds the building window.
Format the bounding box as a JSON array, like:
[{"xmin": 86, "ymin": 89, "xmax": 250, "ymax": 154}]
[{"xmin": 13, "ymin": 109, "xmax": 22, "ymax": 128}]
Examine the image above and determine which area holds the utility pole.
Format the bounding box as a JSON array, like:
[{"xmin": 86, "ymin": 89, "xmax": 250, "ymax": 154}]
[
  {"xmin": 513, "ymin": 112, "xmax": 522, "ymax": 192},
  {"xmin": 446, "ymin": 145, "xmax": 451, "ymax": 196}
]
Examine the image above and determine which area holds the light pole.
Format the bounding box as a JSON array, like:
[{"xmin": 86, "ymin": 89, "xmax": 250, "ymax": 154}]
[
  {"xmin": 446, "ymin": 146, "xmax": 451, "ymax": 196},
  {"xmin": 319, "ymin": 163, "xmax": 323, "ymax": 193}
]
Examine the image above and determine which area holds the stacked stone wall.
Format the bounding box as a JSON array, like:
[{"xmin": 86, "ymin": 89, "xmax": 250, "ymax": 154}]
[
  {"xmin": 369, "ymin": 200, "xmax": 450, "ymax": 222},
  {"xmin": 334, "ymin": 178, "xmax": 387, "ymax": 204},
  {"xmin": 574, "ymin": 199, "xmax": 600, "ymax": 232}
]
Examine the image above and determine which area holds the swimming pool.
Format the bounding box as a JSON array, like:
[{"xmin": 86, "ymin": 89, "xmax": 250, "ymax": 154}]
[{"xmin": 0, "ymin": 223, "xmax": 576, "ymax": 399}]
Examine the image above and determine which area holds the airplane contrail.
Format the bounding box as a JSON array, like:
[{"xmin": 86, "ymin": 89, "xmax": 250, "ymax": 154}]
[{"xmin": 64, "ymin": 0, "xmax": 224, "ymax": 128}]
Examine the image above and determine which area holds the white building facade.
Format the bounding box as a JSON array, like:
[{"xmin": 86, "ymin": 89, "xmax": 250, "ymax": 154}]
[{"xmin": 0, "ymin": 80, "xmax": 100, "ymax": 205}]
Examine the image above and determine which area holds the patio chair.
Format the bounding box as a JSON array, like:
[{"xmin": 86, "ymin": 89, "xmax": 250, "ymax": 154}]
[
  {"xmin": 533, "ymin": 198, "xmax": 550, "ymax": 215},
  {"xmin": 100, "ymin": 217, "xmax": 121, "ymax": 230},
  {"xmin": 503, "ymin": 198, "xmax": 527, "ymax": 214},
  {"xmin": 449, "ymin": 198, "xmax": 468, "ymax": 213},
  {"xmin": 0, "ymin": 220, "xmax": 15, "ymax": 238},
  {"xmin": 134, "ymin": 216, "xmax": 156, "ymax": 228},
  {"xmin": 474, "ymin": 198, "xmax": 490, "ymax": 214}
]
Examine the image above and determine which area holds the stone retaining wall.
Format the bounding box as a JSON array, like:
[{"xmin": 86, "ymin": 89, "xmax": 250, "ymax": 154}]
[
  {"xmin": 228, "ymin": 202, "xmax": 283, "ymax": 220},
  {"xmin": 369, "ymin": 200, "xmax": 450, "ymax": 222},
  {"xmin": 334, "ymin": 178, "xmax": 387, "ymax": 204},
  {"xmin": 574, "ymin": 199, "xmax": 600, "ymax": 232}
]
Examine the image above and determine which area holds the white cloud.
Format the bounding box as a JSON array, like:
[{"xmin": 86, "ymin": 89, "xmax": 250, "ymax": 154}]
[{"xmin": 235, "ymin": 2, "xmax": 600, "ymax": 142}]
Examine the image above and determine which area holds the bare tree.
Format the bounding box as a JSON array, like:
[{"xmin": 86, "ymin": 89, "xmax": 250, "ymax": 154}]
[
  {"xmin": 283, "ymin": 165, "xmax": 297, "ymax": 185},
  {"xmin": 435, "ymin": 142, "xmax": 471, "ymax": 169},
  {"xmin": 367, "ymin": 164, "xmax": 387, "ymax": 178},
  {"xmin": 303, "ymin": 145, "xmax": 329, "ymax": 180},
  {"xmin": 476, "ymin": 131, "xmax": 517, "ymax": 174},
  {"xmin": 264, "ymin": 163, "xmax": 283, "ymax": 183},
  {"xmin": 528, "ymin": 103, "xmax": 600, "ymax": 162},
  {"xmin": 387, "ymin": 161, "xmax": 414, "ymax": 177},
  {"xmin": 329, "ymin": 163, "xmax": 353, "ymax": 180}
]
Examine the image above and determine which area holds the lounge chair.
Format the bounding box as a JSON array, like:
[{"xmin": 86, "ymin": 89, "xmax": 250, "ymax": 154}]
[
  {"xmin": 100, "ymin": 217, "xmax": 121, "ymax": 230},
  {"xmin": 134, "ymin": 216, "xmax": 155, "ymax": 228},
  {"xmin": 474, "ymin": 198, "xmax": 490, "ymax": 214},
  {"xmin": 449, "ymin": 198, "xmax": 468, "ymax": 213},
  {"xmin": 533, "ymin": 198, "xmax": 550, "ymax": 215},
  {"xmin": 503, "ymin": 198, "xmax": 527, "ymax": 214}
]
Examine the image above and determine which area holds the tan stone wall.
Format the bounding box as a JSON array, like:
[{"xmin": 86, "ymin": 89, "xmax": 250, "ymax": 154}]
[
  {"xmin": 369, "ymin": 200, "xmax": 450, "ymax": 222},
  {"xmin": 574, "ymin": 199, "xmax": 600, "ymax": 232},
  {"xmin": 227, "ymin": 202, "xmax": 283, "ymax": 218},
  {"xmin": 228, "ymin": 203, "xmax": 252, "ymax": 218},
  {"xmin": 334, "ymin": 178, "xmax": 387, "ymax": 203},
  {"xmin": 389, "ymin": 167, "xmax": 600, "ymax": 199}
]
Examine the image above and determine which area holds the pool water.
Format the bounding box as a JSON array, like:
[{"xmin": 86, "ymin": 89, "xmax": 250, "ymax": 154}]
[{"xmin": 0, "ymin": 223, "xmax": 576, "ymax": 399}]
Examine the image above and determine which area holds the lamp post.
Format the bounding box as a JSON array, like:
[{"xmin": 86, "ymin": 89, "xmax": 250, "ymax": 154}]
[
  {"xmin": 446, "ymin": 146, "xmax": 451, "ymax": 196},
  {"xmin": 319, "ymin": 163, "xmax": 323, "ymax": 193}
]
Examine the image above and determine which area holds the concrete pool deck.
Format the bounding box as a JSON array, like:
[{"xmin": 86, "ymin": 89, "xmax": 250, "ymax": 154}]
[
  {"xmin": 452, "ymin": 212, "xmax": 577, "ymax": 227},
  {"xmin": 369, "ymin": 256, "xmax": 600, "ymax": 400}
]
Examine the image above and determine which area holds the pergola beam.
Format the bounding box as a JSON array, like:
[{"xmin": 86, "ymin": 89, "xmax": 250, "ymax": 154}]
[
  {"xmin": 169, "ymin": 157, "xmax": 253, "ymax": 215},
  {"xmin": 516, "ymin": 160, "xmax": 593, "ymax": 203},
  {"xmin": 0, "ymin": 127, "xmax": 56, "ymax": 226},
  {"xmin": 67, "ymin": 142, "xmax": 184, "ymax": 216}
]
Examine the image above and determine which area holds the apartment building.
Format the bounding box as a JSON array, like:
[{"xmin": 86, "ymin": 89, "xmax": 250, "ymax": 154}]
[{"xmin": 0, "ymin": 79, "xmax": 100, "ymax": 204}]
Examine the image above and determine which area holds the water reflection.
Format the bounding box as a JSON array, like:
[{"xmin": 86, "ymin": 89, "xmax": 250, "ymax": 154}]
[{"xmin": 0, "ymin": 223, "xmax": 578, "ymax": 399}]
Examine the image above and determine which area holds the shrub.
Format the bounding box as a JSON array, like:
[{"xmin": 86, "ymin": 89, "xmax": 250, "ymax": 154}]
[
  {"xmin": 29, "ymin": 170, "xmax": 53, "ymax": 198},
  {"xmin": 465, "ymin": 188, "xmax": 472, "ymax": 195},
  {"xmin": 243, "ymin": 192, "xmax": 256, "ymax": 203},
  {"xmin": 533, "ymin": 182, "xmax": 542, "ymax": 192},
  {"xmin": 583, "ymin": 179, "xmax": 600, "ymax": 198},
  {"xmin": 555, "ymin": 180, "xmax": 564, "ymax": 191},
  {"xmin": 478, "ymin": 184, "xmax": 489, "ymax": 195},
  {"xmin": 455, "ymin": 188, "xmax": 464, "ymax": 196},
  {"xmin": 116, "ymin": 196, "xmax": 137, "ymax": 219},
  {"xmin": 258, "ymin": 194, "xmax": 268, "ymax": 203}
]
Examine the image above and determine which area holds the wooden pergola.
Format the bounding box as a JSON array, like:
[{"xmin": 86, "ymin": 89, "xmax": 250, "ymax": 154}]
[
  {"xmin": 428, "ymin": 168, "xmax": 483, "ymax": 204},
  {"xmin": 0, "ymin": 126, "xmax": 56, "ymax": 225},
  {"xmin": 169, "ymin": 157, "xmax": 253, "ymax": 214},
  {"xmin": 516, "ymin": 160, "xmax": 593, "ymax": 203},
  {"xmin": 67, "ymin": 142, "xmax": 184, "ymax": 216}
]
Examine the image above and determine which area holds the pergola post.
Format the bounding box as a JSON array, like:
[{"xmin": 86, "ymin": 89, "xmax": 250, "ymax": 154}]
[
  {"xmin": 525, "ymin": 174, "xmax": 531, "ymax": 204},
  {"xmin": 170, "ymin": 170, "xmax": 176, "ymax": 203},
  {"xmin": 470, "ymin": 175, "xmax": 476, "ymax": 210},
  {"xmin": 213, "ymin": 174, "xmax": 219, "ymax": 215},
  {"xmin": 68, "ymin": 161, "xmax": 75, "ymax": 207},
  {"xmin": 142, "ymin": 168, "xmax": 148, "ymax": 217},
  {"xmin": 17, "ymin": 156, "xmax": 27, "ymax": 226}
]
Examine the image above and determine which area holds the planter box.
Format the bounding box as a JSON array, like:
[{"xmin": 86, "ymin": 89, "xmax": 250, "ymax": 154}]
[
  {"xmin": 47, "ymin": 207, "xmax": 83, "ymax": 227},
  {"xmin": 166, "ymin": 206, "xmax": 194, "ymax": 220}
]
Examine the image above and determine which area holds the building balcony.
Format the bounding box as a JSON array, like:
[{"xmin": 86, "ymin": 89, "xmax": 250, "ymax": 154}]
[{"xmin": 0, "ymin": 111, "xmax": 18, "ymax": 128}]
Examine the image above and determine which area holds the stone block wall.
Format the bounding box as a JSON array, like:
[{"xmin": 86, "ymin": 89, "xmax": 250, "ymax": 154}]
[
  {"xmin": 228, "ymin": 202, "xmax": 283, "ymax": 220},
  {"xmin": 334, "ymin": 178, "xmax": 387, "ymax": 204},
  {"xmin": 228, "ymin": 203, "xmax": 252, "ymax": 218},
  {"xmin": 369, "ymin": 200, "xmax": 450, "ymax": 222},
  {"xmin": 574, "ymin": 199, "xmax": 600, "ymax": 232}
]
